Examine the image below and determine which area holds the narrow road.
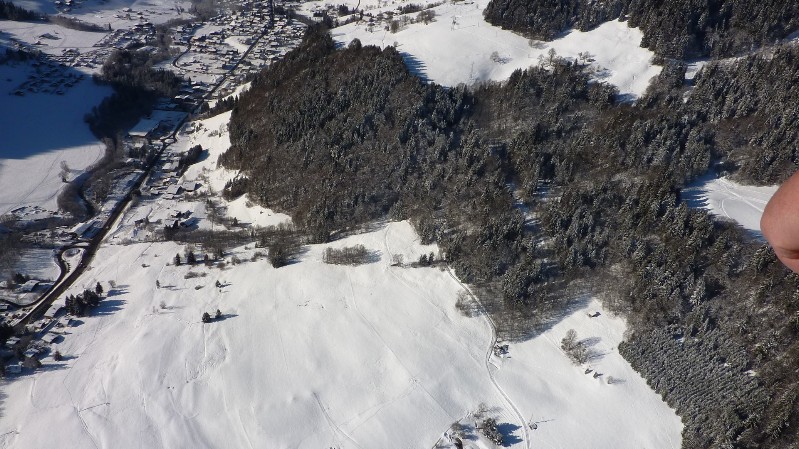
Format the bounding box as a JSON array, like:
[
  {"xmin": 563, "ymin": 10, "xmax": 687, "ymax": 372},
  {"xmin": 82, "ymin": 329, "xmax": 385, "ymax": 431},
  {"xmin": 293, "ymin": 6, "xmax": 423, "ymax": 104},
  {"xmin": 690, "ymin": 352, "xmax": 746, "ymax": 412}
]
[
  {"xmin": 16, "ymin": 137, "xmax": 180, "ymax": 328},
  {"xmin": 444, "ymin": 267, "xmax": 531, "ymax": 449}
]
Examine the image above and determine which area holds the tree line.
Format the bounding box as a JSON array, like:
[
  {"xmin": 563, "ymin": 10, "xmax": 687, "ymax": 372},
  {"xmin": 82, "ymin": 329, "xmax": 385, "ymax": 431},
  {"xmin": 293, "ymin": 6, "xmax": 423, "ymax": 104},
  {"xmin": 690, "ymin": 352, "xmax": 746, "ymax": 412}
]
[
  {"xmin": 222, "ymin": 26, "xmax": 799, "ymax": 448},
  {"xmin": 84, "ymin": 49, "xmax": 184, "ymax": 139},
  {"xmin": 482, "ymin": 0, "xmax": 799, "ymax": 60}
]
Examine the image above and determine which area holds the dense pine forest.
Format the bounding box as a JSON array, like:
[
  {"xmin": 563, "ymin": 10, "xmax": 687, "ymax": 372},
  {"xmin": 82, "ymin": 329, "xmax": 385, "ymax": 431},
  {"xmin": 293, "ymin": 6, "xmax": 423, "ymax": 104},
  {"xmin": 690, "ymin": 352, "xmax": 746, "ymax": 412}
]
[
  {"xmin": 482, "ymin": 0, "xmax": 799, "ymax": 59},
  {"xmin": 0, "ymin": 0, "xmax": 39, "ymax": 21},
  {"xmin": 222, "ymin": 26, "xmax": 799, "ymax": 448}
]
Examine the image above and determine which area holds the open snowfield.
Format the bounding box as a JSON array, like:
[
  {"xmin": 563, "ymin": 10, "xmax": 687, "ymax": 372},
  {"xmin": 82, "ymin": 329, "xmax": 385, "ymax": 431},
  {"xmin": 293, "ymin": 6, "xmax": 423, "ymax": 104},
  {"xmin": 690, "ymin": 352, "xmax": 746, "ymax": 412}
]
[
  {"xmin": 0, "ymin": 61, "xmax": 111, "ymax": 215},
  {"xmin": 494, "ymin": 298, "xmax": 682, "ymax": 448},
  {"xmin": 0, "ymin": 221, "xmax": 682, "ymax": 449},
  {"xmin": 12, "ymin": 0, "xmax": 192, "ymax": 27},
  {"xmin": 683, "ymin": 174, "xmax": 778, "ymax": 236},
  {"xmin": 314, "ymin": 0, "xmax": 661, "ymax": 98},
  {"xmin": 0, "ymin": 20, "xmax": 107, "ymax": 54}
]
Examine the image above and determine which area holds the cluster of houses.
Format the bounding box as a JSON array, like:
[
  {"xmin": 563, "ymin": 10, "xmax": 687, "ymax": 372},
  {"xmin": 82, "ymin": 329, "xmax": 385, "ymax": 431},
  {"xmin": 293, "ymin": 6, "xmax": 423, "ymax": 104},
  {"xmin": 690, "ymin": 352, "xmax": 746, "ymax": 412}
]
[
  {"xmin": 11, "ymin": 57, "xmax": 85, "ymax": 96},
  {"xmin": 167, "ymin": 0, "xmax": 304, "ymax": 97},
  {"xmin": 51, "ymin": 46, "xmax": 110, "ymax": 70},
  {"xmin": 212, "ymin": 17, "xmax": 305, "ymax": 98},
  {"xmin": 0, "ymin": 280, "xmax": 45, "ymax": 307},
  {"xmin": 142, "ymin": 166, "xmax": 200, "ymax": 201},
  {"xmin": 2, "ymin": 298, "xmax": 82, "ymax": 375},
  {"xmin": 128, "ymin": 110, "xmax": 190, "ymax": 143},
  {"xmin": 93, "ymin": 21, "xmax": 157, "ymax": 50}
]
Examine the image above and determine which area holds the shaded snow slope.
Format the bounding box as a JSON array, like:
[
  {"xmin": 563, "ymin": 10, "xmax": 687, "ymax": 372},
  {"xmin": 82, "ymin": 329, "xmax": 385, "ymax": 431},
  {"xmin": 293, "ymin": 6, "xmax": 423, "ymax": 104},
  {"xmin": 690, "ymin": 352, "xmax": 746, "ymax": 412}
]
[
  {"xmin": 0, "ymin": 65, "xmax": 110, "ymax": 215},
  {"xmin": 316, "ymin": 0, "xmax": 661, "ymax": 98},
  {"xmin": 684, "ymin": 175, "xmax": 777, "ymax": 236}
]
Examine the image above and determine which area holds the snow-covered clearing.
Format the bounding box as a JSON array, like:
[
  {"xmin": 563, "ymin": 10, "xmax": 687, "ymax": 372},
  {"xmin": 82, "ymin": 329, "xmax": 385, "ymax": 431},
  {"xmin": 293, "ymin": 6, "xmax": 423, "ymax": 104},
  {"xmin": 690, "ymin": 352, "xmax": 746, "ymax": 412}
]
[
  {"xmin": 313, "ymin": 0, "xmax": 661, "ymax": 98},
  {"xmin": 494, "ymin": 298, "xmax": 682, "ymax": 448},
  {"xmin": 0, "ymin": 20, "xmax": 108, "ymax": 55},
  {"xmin": 15, "ymin": 248, "xmax": 59, "ymax": 281},
  {"xmin": 683, "ymin": 174, "xmax": 777, "ymax": 236},
  {"xmin": 13, "ymin": 0, "xmax": 192, "ymax": 27}
]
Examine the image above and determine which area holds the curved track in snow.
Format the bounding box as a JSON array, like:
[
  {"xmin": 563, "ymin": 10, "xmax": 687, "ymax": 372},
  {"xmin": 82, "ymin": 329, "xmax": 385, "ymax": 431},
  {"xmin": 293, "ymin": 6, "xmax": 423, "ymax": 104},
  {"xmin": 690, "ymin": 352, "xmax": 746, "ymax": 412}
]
[{"xmin": 444, "ymin": 267, "xmax": 531, "ymax": 449}]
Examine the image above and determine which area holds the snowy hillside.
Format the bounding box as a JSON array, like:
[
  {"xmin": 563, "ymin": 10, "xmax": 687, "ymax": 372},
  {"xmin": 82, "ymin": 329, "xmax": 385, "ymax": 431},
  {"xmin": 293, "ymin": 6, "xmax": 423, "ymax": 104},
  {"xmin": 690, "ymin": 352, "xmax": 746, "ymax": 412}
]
[
  {"xmin": 0, "ymin": 109, "xmax": 682, "ymax": 448},
  {"xmin": 0, "ymin": 222, "xmax": 682, "ymax": 449},
  {"xmin": 305, "ymin": 0, "xmax": 662, "ymax": 98}
]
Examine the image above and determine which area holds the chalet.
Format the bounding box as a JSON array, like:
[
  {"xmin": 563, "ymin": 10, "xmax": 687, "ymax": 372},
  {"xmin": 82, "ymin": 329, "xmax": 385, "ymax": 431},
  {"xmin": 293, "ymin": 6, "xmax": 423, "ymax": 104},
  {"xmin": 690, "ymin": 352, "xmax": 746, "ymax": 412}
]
[
  {"xmin": 128, "ymin": 118, "xmax": 160, "ymax": 142},
  {"xmin": 7, "ymin": 364, "xmax": 21, "ymax": 374},
  {"xmin": 44, "ymin": 333, "xmax": 60, "ymax": 344},
  {"xmin": 181, "ymin": 181, "xmax": 199, "ymax": 192},
  {"xmin": 69, "ymin": 220, "xmax": 97, "ymax": 239},
  {"xmin": 44, "ymin": 302, "xmax": 64, "ymax": 320},
  {"xmin": 5, "ymin": 337, "xmax": 20, "ymax": 348},
  {"xmin": 165, "ymin": 184, "xmax": 182, "ymax": 196}
]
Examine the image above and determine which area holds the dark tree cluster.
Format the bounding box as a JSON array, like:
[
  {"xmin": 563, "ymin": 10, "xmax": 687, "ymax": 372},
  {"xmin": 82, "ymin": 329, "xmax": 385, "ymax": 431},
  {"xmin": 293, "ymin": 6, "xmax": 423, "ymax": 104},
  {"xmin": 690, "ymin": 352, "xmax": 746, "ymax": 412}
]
[
  {"xmin": 222, "ymin": 176, "xmax": 250, "ymax": 201},
  {"xmin": 689, "ymin": 46, "xmax": 799, "ymax": 184},
  {"xmin": 620, "ymin": 325, "xmax": 770, "ymax": 448},
  {"xmin": 204, "ymin": 94, "xmax": 238, "ymax": 116},
  {"xmin": 48, "ymin": 15, "xmax": 107, "ymax": 32},
  {"xmin": 482, "ymin": 0, "xmax": 799, "ymax": 59},
  {"xmin": 65, "ymin": 289, "xmax": 101, "ymax": 316},
  {"xmin": 84, "ymin": 49, "xmax": 184, "ymax": 138},
  {"xmin": 0, "ymin": 0, "xmax": 40, "ymax": 21},
  {"xmin": 178, "ymin": 144, "xmax": 204, "ymax": 174},
  {"xmin": 267, "ymin": 233, "xmax": 300, "ymax": 268},
  {"xmin": 222, "ymin": 27, "xmax": 799, "ymax": 448},
  {"xmin": 322, "ymin": 245, "xmax": 371, "ymax": 265}
]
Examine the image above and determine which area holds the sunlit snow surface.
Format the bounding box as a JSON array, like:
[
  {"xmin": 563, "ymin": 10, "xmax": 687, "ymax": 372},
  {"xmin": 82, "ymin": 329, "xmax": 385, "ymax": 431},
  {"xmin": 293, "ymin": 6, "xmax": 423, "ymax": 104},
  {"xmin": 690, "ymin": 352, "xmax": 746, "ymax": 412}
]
[
  {"xmin": 684, "ymin": 175, "xmax": 777, "ymax": 236},
  {"xmin": 310, "ymin": 0, "xmax": 662, "ymax": 98}
]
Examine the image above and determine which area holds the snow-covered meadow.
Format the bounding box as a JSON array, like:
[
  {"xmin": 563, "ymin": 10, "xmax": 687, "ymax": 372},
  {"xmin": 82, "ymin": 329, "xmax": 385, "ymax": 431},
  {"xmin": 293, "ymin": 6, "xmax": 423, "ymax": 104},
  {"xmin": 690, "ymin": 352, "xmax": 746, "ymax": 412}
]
[
  {"xmin": 307, "ymin": 0, "xmax": 662, "ymax": 98},
  {"xmin": 684, "ymin": 174, "xmax": 778, "ymax": 237},
  {"xmin": 0, "ymin": 220, "xmax": 683, "ymax": 449}
]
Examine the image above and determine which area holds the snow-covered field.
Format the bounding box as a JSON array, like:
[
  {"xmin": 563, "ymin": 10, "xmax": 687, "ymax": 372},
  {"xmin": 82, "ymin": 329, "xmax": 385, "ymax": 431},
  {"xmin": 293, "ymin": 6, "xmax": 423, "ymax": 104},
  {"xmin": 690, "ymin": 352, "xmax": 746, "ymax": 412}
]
[
  {"xmin": 311, "ymin": 0, "xmax": 661, "ymax": 98},
  {"xmin": 13, "ymin": 0, "xmax": 192, "ymax": 27},
  {"xmin": 15, "ymin": 248, "xmax": 59, "ymax": 281},
  {"xmin": 495, "ymin": 298, "xmax": 682, "ymax": 448},
  {"xmin": 0, "ymin": 21, "xmax": 107, "ymax": 55},
  {"xmin": 0, "ymin": 62, "xmax": 111, "ymax": 215},
  {"xmin": 0, "ymin": 108, "xmax": 682, "ymax": 448},
  {"xmin": 0, "ymin": 221, "xmax": 682, "ymax": 449},
  {"xmin": 684, "ymin": 175, "xmax": 778, "ymax": 236}
]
